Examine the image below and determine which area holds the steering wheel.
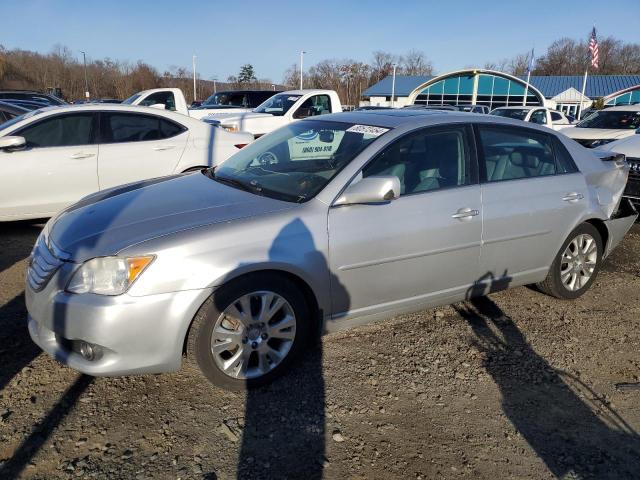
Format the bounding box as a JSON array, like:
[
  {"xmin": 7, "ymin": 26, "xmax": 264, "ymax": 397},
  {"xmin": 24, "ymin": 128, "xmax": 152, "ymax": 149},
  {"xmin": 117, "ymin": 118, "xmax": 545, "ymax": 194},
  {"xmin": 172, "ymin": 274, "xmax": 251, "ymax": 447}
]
[{"xmin": 257, "ymin": 151, "xmax": 278, "ymax": 165}]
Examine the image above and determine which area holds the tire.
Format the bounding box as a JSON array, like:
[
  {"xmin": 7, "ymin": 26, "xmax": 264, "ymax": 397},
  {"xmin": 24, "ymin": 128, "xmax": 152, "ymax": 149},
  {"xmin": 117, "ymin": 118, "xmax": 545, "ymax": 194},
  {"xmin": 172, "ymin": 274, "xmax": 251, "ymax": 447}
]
[
  {"xmin": 536, "ymin": 223, "xmax": 603, "ymax": 299},
  {"xmin": 185, "ymin": 273, "xmax": 311, "ymax": 390}
]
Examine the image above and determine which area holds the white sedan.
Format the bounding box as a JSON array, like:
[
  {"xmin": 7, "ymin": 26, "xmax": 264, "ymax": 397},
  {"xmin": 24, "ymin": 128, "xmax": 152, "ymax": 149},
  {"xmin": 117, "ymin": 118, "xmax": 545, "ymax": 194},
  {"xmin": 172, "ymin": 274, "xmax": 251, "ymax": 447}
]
[
  {"xmin": 0, "ymin": 104, "xmax": 253, "ymax": 221},
  {"xmin": 490, "ymin": 106, "xmax": 573, "ymax": 130}
]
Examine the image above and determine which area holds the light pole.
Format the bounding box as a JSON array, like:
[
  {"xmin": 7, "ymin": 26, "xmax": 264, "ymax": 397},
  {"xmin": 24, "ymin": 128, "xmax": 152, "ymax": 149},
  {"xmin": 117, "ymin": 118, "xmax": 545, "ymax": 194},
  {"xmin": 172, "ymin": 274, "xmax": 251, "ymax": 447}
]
[
  {"xmin": 212, "ymin": 77, "xmax": 218, "ymax": 94},
  {"xmin": 271, "ymin": 84, "xmax": 276, "ymax": 91},
  {"xmin": 192, "ymin": 55, "xmax": 197, "ymax": 102},
  {"xmin": 391, "ymin": 63, "xmax": 397, "ymax": 108},
  {"xmin": 300, "ymin": 50, "xmax": 306, "ymax": 90},
  {"xmin": 80, "ymin": 51, "xmax": 89, "ymax": 100}
]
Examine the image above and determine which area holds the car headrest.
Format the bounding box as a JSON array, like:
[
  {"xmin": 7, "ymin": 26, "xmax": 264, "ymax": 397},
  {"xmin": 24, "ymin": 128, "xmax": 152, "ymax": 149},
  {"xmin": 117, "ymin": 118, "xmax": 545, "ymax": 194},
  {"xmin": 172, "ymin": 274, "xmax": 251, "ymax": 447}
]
[{"xmin": 510, "ymin": 151, "xmax": 540, "ymax": 169}]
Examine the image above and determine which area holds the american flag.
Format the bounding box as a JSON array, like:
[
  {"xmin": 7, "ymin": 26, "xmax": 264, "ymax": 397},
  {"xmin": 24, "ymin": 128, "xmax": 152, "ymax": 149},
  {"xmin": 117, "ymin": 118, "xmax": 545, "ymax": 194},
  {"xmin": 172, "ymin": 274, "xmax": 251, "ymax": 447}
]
[{"xmin": 588, "ymin": 27, "xmax": 599, "ymax": 69}]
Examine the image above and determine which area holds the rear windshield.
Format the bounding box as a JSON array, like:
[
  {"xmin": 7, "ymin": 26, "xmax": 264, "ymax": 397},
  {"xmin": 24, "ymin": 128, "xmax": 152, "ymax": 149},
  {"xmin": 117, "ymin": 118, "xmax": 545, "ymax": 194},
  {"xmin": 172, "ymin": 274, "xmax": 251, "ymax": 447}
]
[{"xmin": 576, "ymin": 110, "xmax": 640, "ymax": 129}]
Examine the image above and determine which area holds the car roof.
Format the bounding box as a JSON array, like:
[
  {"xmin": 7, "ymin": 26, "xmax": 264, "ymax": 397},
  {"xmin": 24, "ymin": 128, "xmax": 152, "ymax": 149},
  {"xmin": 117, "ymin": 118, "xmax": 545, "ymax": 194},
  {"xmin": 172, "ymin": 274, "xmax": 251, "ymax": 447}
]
[{"xmin": 311, "ymin": 109, "xmax": 474, "ymax": 128}]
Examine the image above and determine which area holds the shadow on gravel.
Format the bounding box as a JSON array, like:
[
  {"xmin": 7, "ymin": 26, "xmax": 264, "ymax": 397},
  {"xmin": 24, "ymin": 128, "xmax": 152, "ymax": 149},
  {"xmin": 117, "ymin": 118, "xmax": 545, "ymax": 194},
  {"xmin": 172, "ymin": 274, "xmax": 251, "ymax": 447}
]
[
  {"xmin": 0, "ymin": 221, "xmax": 42, "ymax": 391},
  {"xmin": 456, "ymin": 273, "xmax": 640, "ymax": 479},
  {"xmin": 0, "ymin": 374, "xmax": 93, "ymax": 478},
  {"xmin": 236, "ymin": 219, "xmax": 348, "ymax": 480}
]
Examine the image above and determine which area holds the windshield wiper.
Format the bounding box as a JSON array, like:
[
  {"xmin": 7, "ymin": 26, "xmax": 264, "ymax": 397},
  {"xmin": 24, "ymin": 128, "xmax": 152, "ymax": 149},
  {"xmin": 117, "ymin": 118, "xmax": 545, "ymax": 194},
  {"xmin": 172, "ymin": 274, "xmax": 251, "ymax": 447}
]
[{"xmin": 212, "ymin": 175, "xmax": 260, "ymax": 194}]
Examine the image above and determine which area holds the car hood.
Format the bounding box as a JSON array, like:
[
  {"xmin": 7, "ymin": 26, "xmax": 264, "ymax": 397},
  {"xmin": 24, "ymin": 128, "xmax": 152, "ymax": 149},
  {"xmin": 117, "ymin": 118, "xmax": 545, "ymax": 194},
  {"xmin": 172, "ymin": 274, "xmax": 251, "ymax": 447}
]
[
  {"xmin": 564, "ymin": 127, "xmax": 634, "ymax": 140},
  {"xmin": 48, "ymin": 172, "xmax": 294, "ymax": 262},
  {"xmin": 595, "ymin": 135, "xmax": 640, "ymax": 155},
  {"xmin": 203, "ymin": 111, "xmax": 274, "ymax": 124}
]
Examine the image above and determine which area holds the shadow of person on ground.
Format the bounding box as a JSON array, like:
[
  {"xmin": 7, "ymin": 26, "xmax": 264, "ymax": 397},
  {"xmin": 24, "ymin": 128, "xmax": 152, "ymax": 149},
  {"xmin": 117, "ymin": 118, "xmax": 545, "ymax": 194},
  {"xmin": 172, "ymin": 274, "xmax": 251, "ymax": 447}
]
[
  {"xmin": 0, "ymin": 221, "xmax": 43, "ymax": 391},
  {"xmin": 454, "ymin": 272, "xmax": 640, "ymax": 479},
  {"xmin": 234, "ymin": 218, "xmax": 349, "ymax": 480}
]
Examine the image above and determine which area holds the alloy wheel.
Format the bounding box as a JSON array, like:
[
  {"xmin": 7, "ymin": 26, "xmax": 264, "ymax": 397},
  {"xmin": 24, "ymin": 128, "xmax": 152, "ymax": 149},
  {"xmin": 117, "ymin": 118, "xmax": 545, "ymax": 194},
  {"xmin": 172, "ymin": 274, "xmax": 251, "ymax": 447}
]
[
  {"xmin": 210, "ymin": 291, "xmax": 296, "ymax": 379},
  {"xmin": 559, "ymin": 233, "xmax": 598, "ymax": 291}
]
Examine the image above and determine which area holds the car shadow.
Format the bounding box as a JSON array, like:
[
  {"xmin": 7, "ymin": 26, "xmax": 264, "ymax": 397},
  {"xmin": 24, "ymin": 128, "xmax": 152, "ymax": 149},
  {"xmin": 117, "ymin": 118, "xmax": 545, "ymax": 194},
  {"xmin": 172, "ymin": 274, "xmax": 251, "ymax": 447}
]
[
  {"xmin": 454, "ymin": 272, "xmax": 640, "ymax": 479},
  {"xmin": 232, "ymin": 218, "xmax": 348, "ymax": 480}
]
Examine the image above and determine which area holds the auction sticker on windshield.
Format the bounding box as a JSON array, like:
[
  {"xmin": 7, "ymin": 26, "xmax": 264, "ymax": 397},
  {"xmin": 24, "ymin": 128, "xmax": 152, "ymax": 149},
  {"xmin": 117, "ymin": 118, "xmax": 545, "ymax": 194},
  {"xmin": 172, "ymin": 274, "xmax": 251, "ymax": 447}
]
[{"xmin": 346, "ymin": 125, "xmax": 389, "ymax": 136}]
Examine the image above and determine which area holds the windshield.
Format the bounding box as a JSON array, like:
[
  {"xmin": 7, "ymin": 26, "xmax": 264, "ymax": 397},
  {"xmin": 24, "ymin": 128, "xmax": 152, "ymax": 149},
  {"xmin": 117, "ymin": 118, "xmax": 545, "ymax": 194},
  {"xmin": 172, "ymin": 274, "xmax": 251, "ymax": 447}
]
[
  {"xmin": 0, "ymin": 109, "xmax": 44, "ymax": 132},
  {"xmin": 490, "ymin": 108, "xmax": 528, "ymax": 120},
  {"xmin": 202, "ymin": 92, "xmax": 246, "ymax": 107},
  {"xmin": 122, "ymin": 93, "xmax": 141, "ymax": 105},
  {"xmin": 253, "ymin": 93, "xmax": 301, "ymax": 116},
  {"xmin": 576, "ymin": 110, "xmax": 640, "ymax": 129},
  {"xmin": 211, "ymin": 120, "xmax": 390, "ymax": 202}
]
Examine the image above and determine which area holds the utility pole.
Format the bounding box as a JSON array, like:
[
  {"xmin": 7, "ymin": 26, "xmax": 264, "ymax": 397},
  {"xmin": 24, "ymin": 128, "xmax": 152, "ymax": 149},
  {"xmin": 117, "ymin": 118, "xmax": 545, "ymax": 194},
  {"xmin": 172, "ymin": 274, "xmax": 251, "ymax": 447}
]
[
  {"xmin": 300, "ymin": 51, "xmax": 306, "ymax": 90},
  {"xmin": 391, "ymin": 64, "xmax": 397, "ymax": 108},
  {"xmin": 192, "ymin": 55, "xmax": 197, "ymax": 102},
  {"xmin": 80, "ymin": 51, "xmax": 89, "ymax": 100},
  {"xmin": 212, "ymin": 77, "xmax": 218, "ymax": 94}
]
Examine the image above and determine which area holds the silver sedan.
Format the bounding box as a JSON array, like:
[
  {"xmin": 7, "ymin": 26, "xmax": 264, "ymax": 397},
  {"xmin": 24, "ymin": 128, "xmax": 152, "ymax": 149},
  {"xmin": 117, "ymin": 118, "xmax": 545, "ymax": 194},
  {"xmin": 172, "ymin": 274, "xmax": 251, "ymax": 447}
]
[{"xmin": 26, "ymin": 110, "xmax": 637, "ymax": 390}]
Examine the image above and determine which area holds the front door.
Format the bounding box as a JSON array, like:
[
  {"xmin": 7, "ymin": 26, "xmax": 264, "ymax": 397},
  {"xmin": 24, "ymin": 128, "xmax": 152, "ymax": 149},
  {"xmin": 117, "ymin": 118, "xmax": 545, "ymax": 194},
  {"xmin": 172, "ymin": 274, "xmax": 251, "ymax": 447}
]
[
  {"xmin": 0, "ymin": 112, "xmax": 99, "ymax": 219},
  {"xmin": 328, "ymin": 125, "xmax": 482, "ymax": 321}
]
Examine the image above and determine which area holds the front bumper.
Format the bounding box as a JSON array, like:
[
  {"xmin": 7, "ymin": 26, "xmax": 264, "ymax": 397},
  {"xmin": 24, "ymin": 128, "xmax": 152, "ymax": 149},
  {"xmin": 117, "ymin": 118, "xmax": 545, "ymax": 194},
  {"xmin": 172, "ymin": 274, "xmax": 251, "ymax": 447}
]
[{"xmin": 26, "ymin": 268, "xmax": 213, "ymax": 376}]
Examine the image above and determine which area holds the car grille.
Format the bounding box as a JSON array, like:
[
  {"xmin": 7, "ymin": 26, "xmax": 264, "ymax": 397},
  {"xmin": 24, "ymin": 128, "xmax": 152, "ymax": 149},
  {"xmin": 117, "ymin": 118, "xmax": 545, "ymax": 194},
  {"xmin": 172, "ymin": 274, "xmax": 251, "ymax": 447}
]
[
  {"xmin": 627, "ymin": 157, "xmax": 640, "ymax": 178},
  {"xmin": 27, "ymin": 235, "xmax": 64, "ymax": 291}
]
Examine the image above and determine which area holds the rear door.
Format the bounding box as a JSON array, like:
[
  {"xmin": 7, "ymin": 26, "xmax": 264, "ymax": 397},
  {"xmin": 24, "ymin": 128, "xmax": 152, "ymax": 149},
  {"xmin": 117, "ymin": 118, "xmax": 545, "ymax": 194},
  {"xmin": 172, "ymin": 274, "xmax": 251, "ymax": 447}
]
[
  {"xmin": 477, "ymin": 124, "xmax": 586, "ymax": 284},
  {"xmin": 0, "ymin": 112, "xmax": 99, "ymax": 218},
  {"xmin": 97, "ymin": 111, "xmax": 189, "ymax": 190}
]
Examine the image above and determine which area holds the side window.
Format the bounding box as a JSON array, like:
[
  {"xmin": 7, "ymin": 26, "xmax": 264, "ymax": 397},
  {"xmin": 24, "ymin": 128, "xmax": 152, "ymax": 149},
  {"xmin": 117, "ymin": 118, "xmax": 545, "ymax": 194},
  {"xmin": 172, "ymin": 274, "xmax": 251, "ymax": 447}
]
[
  {"xmin": 160, "ymin": 118, "xmax": 186, "ymax": 138},
  {"xmin": 294, "ymin": 95, "xmax": 332, "ymax": 119},
  {"xmin": 139, "ymin": 92, "xmax": 176, "ymax": 111},
  {"xmin": 529, "ymin": 109, "xmax": 547, "ymax": 125},
  {"xmin": 102, "ymin": 113, "xmax": 166, "ymax": 143},
  {"xmin": 552, "ymin": 137, "xmax": 579, "ymax": 174},
  {"xmin": 16, "ymin": 113, "xmax": 94, "ymax": 148},
  {"xmin": 478, "ymin": 126, "xmax": 557, "ymax": 182},
  {"xmin": 362, "ymin": 126, "xmax": 472, "ymax": 195},
  {"xmin": 550, "ymin": 111, "xmax": 563, "ymax": 122}
]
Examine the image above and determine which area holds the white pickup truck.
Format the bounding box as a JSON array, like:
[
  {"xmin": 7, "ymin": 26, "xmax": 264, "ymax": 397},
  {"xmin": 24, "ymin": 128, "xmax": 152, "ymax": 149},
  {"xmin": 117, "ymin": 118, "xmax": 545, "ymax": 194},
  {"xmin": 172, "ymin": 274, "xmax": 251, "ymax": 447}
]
[
  {"xmin": 122, "ymin": 88, "xmax": 275, "ymax": 119},
  {"xmin": 202, "ymin": 89, "xmax": 343, "ymax": 138},
  {"xmin": 489, "ymin": 106, "xmax": 574, "ymax": 130}
]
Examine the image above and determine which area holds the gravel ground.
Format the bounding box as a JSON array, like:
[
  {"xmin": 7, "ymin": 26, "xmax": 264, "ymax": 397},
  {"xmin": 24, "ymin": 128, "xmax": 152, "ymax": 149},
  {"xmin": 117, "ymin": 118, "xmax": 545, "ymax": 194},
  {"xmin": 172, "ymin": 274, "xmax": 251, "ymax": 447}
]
[{"xmin": 0, "ymin": 221, "xmax": 639, "ymax": 480}]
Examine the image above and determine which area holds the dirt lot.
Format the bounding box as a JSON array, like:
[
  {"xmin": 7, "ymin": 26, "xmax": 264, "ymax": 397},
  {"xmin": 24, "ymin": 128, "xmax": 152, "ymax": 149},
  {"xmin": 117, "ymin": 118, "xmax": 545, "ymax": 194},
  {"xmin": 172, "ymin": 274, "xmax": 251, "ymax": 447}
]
[{"xmin": 0, "ymin": 221, "xmax": 639, "ymax": 480}]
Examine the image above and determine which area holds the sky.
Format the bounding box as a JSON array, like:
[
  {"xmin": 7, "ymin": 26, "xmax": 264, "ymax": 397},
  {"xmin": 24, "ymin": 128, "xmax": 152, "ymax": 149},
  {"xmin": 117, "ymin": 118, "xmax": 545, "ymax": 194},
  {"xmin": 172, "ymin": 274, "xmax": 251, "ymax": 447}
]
[{"xmin": 4, "ymin": 0, "xmax": 640, "ymax": 83}]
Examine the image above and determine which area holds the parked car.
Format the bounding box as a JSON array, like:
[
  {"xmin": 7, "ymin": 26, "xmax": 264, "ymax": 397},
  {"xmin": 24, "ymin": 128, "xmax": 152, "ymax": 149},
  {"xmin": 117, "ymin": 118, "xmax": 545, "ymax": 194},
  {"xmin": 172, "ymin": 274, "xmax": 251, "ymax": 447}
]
[
  {"xmin": 204, "ymin": 89, "xmax": 343, "ymax": 138},
  {"xmin": 597, "ymin": 134, "xmax": 640, "ymax": 208},
  {"xmin": 0, "ymin": 90, "xmax": 67, "ymax": 106},
  {"xmin": 404, "ymin": 104, "xmax": 457, "ymax": 111},
  {"xmin": 24, "ymin": 109, "xmax": 636, "ymax": 390},
  {"xmin": 1, "ymin": 99, "xmax": 53, "ymax": 111},
  {"xmin": 123, "ymin": 88, "xmax": 277, "ymax": 119},
  {"xmin": 561, "ymin": 105, "xmax": 640, "ymax": 148},
  {"xmin": 0, "ymin": 100, "xmax": 28, "ymax": 123},
  {"xmin": 189, "ymin": 90, "xmax": 278, "ymax": 119},
  {"xmin": 490, "ymin": 106, "xmax": 573, "ymax": 130},
  {"xmin": 0, "ymin": 104, "xmax": 253, "ymax": 221},
  {"xmin": 454, "ymin": 104, "xmax": 490, "ymax": 114}
]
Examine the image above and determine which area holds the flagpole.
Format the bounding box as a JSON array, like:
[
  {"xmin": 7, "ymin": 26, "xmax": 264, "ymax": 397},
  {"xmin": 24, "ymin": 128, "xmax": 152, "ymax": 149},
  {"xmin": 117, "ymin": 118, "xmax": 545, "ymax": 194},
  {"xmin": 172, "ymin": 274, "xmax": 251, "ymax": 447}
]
[
  {"xmin": 523, "ymin": 70, "xmax": 531, "ymax": 106},
  {"xmin": 578, "ymin": 67, "xmax": 588, "ymax": 120}
]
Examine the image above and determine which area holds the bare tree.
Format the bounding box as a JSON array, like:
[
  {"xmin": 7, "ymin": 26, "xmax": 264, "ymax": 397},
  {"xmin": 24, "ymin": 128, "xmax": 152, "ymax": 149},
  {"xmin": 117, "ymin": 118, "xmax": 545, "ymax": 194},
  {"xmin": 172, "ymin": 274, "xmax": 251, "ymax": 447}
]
[{"xmin": 402, "ymin": 49, "xmax": 434, "ymax": 75}]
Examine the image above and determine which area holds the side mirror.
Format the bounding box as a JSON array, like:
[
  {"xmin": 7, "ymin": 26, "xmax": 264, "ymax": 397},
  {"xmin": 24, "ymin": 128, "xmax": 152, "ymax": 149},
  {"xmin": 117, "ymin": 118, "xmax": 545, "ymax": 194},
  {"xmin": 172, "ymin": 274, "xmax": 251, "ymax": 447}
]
[
  {"xmin": 0, "ymin": 136, "xmax": 26, "ymax": 151},
  {"xmin": 333, "ymin": 176, "xmax": 401, "ymax": 206},
  {"xmin": 319, "ymin": 130, "xmax": 334, "ymax": 143},
  {"xmin": 149, "ymin": 103, "xmax": 166, "ymax": 110},
  {"xmin": 293, "ymin": 107, "xmax": 312, "ymax": 119}
]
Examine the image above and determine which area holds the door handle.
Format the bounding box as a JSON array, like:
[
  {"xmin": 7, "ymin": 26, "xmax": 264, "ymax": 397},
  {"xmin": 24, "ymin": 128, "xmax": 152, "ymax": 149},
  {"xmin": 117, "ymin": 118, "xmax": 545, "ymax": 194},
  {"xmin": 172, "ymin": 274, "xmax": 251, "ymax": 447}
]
[
  {"xmin": 69, "ymin": 152, "xmax": 96, "ymax": 159},
  {"xmin": 152, "ymin": 145, "xmax": 176, "ymax": 151},
  {"xmin": 562, "ymin": 192, "xmax": 584, "ymax": 202},
  {"xmin": 451, "ymin": 207, "xmax": 480, "ymax": 220}
]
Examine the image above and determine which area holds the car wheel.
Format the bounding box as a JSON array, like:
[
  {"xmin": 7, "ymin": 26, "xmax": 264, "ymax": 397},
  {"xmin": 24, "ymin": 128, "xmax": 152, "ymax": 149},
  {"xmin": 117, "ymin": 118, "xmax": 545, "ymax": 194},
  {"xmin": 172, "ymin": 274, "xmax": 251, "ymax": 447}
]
[
  {"xmin": 537, "ymin": 223, "xmax": 603, "ymax": 299},
  {"xmin": 186, "ymin": 273, "xmax": 311, "ymax": 390}
]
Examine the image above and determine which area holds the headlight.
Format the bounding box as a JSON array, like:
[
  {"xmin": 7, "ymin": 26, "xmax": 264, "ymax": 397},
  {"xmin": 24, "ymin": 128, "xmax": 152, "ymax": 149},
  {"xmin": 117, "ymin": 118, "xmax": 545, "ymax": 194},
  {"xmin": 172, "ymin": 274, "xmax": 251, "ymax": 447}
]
[
  {"xmin": 66, "ymin": 256, "xmax": 154, "ymax": 295},
  {"xmin": 222, "ymin": 124, "xmax": 239, "ymax": 133}
]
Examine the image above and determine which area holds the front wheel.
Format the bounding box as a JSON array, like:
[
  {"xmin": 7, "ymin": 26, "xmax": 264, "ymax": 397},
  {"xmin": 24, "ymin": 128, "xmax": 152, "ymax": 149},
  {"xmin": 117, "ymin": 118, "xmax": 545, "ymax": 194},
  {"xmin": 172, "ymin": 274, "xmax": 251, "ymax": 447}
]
[
  {"xmin": 537, "ymin": 223, "xmax": 603, "ymax": 299},
  {"xmin": 186, "ymin": 273, "xmax": 311, "ymax": 390}
]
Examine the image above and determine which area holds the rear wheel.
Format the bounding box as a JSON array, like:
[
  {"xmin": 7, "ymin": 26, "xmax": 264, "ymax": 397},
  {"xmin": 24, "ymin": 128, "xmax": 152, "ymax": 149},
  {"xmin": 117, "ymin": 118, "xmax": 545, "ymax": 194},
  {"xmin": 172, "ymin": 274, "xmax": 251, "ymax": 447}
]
[
  {"xmin": 537, "ymin": 223, "xmax": 602, "ymax": 299},
  {"xmin": 186, "ymin": 273, "xmax": 311, "ymax": 390}
]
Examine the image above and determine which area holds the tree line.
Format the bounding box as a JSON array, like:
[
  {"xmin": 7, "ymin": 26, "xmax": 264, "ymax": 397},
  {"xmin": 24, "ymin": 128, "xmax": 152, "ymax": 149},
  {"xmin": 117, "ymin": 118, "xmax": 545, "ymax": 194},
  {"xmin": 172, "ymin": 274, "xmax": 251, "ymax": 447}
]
[{"xmin": 1, "ymin": 35, "xmax": 638, "ymax": 104}]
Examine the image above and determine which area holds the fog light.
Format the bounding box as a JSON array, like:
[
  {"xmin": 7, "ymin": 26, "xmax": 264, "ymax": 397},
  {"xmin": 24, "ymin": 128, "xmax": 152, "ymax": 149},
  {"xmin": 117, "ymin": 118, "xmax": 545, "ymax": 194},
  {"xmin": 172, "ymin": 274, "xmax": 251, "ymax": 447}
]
[{"xmin": 79, "ymin": 341, "xmax": 101, "ymax": 361}]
